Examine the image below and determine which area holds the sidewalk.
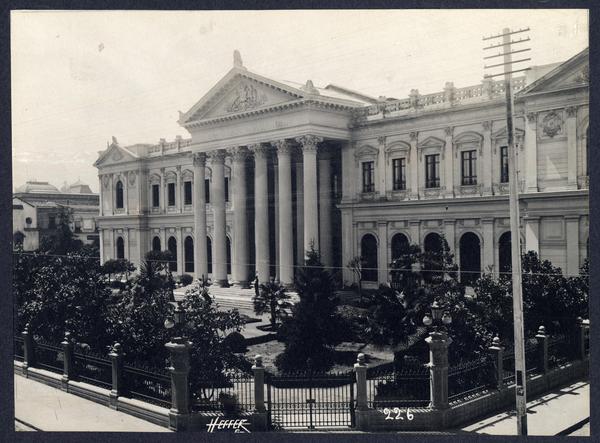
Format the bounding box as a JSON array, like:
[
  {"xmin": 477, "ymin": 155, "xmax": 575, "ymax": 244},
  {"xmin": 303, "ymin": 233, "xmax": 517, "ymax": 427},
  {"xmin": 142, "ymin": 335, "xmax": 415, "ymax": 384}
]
[
  {"xmin": 14, "ymin": 374, "xmax": 171, "ymax": 432},
  {"xmin": 460, "ymin": 380, "xmax": 589, "ymax": 436}
]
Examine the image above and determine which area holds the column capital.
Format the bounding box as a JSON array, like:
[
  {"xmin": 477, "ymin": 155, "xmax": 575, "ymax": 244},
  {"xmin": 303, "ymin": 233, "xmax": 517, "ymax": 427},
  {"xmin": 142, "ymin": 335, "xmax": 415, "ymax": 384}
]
[
  {"xmin": 192, "ymin": 152, "xmax": 206, "ymax": 167},
  {"xmin": 271, "ymin": 139, "xmax": 294, "ymax": 155},
  {"xmin": 208, "ymin": 149, "xmax": 226, "ymax": 164},
  {"xmin": 526, "ymin": 112, "xmax": 537, "ymax": 124},
  {"xmin": 228, "ymin": 146, "xmax": 249, "ymax": 161},
  {"xmin": 409, "ymin": 131, "xmax": 418, "ymax": 141},
  {"xmin": 444, "ymin": 126, "xmax": 453, "ymax": 137},
  {"xmin": 249, "ymin": 143, "xmax": 270, "ymax": 159},
  {"xmin": 296, "ymin": 134, "xmax": 323, "ymax": 152},
  {"xmin": 482, "ymin": 120, "xmax": 492, "ymax": 132},
  {"xmin": 565, "ymin": 106, "xmax": 577, "ymax": 118}
]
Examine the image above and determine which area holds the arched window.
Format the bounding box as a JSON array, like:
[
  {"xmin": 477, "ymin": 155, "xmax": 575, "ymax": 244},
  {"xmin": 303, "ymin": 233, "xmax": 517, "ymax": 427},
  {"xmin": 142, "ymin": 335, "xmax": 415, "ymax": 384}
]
[
  {"xmin": 152, "ymin": 236, "xmax": 161, "ymax": 252},
  {"xmin": 391, "ymin": 233, "xmax": 410, "ymax": 261},
  {"xmin": 226, "ymin": 236, "xmax": 232, "ymax": 275},
  {"xmin": 499, "ymin": 232, "xmax": 512, "ymax": 275},
  {"xmin": 207, "ymin": 237, "xmax": 213, "ymax": 274},
  {"xmin": 460, "ymin": 232, "xmax": 481, "ymax": 285},
  {"xmin": 116, "ymin": 236, "xmax": 125, "ymax": 259},
  {"xmin": 184, "ymin": 236, "xmax": 194, "ymax": 273},
  {"xmin": 361, "ymin": 234, "xmax": 378, "ymax": 281},
  {"xmin": 423, "ymin": 232, "xmax": 444, "ymax": 283},
  {"xmin": 167, "ymin": 237, "xmax": 177, "ymax": 272},
  {"xmin": 115, "ymin": 180, "xmax": 124, "ymax": 209}
]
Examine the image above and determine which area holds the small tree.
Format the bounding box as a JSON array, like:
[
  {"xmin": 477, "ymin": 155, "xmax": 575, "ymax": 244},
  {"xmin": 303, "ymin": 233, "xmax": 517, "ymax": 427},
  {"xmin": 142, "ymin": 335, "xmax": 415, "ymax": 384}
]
[
  {"xmin": 39, "ymin": 206, "xmax": 83, "ymax": 255},
  {"xmin": 275, "ymin": 247, "xmax": 345, "ymax": 372},
  {"xmin": 253, "ymin": 279, "xmax": 292, "ymax": 330},
  {"xmin": 347, "ymin": 256, "xmax": 363, "ymax": 300}
]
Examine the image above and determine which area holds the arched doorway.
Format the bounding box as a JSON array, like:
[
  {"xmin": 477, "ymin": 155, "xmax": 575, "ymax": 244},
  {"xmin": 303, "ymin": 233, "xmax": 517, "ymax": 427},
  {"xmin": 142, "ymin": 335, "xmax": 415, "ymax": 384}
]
[
  {"xmin": 361, "ymin": 234, "xmax": 378, "ymax": 281},
  {"xmin": 152, "ymin": 236, "xmax": 161, "ymax": 252},
  {"xmin": 115, "ymin": 180, "xmax": 124, "ymax": 209},
  {"xmin": 391, "ymin": 233, "xmax": 410, "ymax": 261},
  {"xmin": 167, "ymin": 237, "xmax": 177, "ymax": 272},
  {"xmin": 423, "ymin": 232, "xmax": 444, "ymax": 283},
  {"xmin": 207, "ymin": 236, "xmax": 213, "ymax": 275},
  {"xmin": 499, "ymin": 232, "xmax": 512, "ymax": 275},
  {"xmin": 460, "ymin": 232, "xmax": 481, "ymax": 285},
  {"xmin": 184, "ymin": 236, "xmax": 194, "ymax": 273},
  {"xmin": 226, "ymin": 236, "xmax": 232, "ymax": 275},
  {"xmin": 116, "ymin": 236, "xmax": 125, "ymax": 259}
]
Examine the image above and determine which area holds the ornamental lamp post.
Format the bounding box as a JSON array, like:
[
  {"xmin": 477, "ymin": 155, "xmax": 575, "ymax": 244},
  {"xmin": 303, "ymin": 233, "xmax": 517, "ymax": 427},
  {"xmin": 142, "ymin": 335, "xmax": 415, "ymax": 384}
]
[
  {"xmin": 423, "ymin": 300, "xmax": 452, "ymax": 334},
  {"xmin": 164, "ymin": 300, "xmax": 186, "ymax": 338}
]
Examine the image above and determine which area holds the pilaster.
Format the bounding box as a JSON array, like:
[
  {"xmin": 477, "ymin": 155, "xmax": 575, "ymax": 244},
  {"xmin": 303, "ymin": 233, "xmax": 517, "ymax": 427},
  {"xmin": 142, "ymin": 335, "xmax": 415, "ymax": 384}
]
[
  {"xmin": 409, "ymin": 132, "xmax": 419, "ymax": 200},
  {"xmin": 444, "ymin": 127, "xmax": 454, "ymax": 198},
  {"xmin": 482, "ymin": 121, "xmax": 493, "ymax": 195},
  {"xmin": 566, "ymin": 106, "xmax": 578, "ymax": 189},
  {"xmin": 525, "ymin": 112, "xmax": 538, "ymax": 192}
]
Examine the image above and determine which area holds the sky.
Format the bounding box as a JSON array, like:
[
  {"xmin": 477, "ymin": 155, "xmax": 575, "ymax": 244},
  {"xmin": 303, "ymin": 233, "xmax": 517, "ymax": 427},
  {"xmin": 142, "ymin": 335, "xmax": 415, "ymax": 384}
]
[{"xmin": 11, "ymin": 9, "xmax": 588, "ymax": 193}]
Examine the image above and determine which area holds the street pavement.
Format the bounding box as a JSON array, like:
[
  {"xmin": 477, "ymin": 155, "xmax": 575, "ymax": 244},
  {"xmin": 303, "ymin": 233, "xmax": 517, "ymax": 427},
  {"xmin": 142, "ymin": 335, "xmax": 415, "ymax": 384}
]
[
  {"xmin": 460, "ymin": 380, "xmax": 589, "ymax": 436},
  {"xmin": 14, "ymin": 374, "xmax": 171, "ymax": 432}
]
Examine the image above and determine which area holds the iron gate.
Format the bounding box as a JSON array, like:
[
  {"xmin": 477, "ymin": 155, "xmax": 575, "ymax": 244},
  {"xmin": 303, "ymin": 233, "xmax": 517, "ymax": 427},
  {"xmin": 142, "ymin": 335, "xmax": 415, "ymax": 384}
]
[{"xmin": 266, "ymin": 371, "xmax": 355, "ymax": 429}]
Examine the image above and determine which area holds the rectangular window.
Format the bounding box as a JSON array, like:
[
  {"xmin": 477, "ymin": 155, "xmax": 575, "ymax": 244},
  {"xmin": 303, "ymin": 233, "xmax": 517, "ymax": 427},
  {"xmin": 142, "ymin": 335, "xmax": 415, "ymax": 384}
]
[
  {"xmin": 500, "ymin": 146, "xmax": 509, "ymax": 183},
  {"xmin": 225, "ymin": 177, "xmax": 230, "ymax": 202},
  {"xmin": 461, "ymin": 150, "xmax": 477, "ymax": 185},
  {"xmin": 205, "ymin": 179, "xmax": 210, "ymax": 203},
  {"xmin": 362, "ymin": 161, "xmax": 375, "ymax": 193},
  {"xmin": 392, "ymin": 158, "xmax": 406, "ymax": 191},
  {"xmin": 168, "ymin": 182, "xmax": 176, "ymax": 206},
  {"xmin": 184, "ymin": 181, "xmax": 192, "ymax": 205},
  {"xmin": 425, "ymin": 154, "xmax": 440, "ymax": 188},
  {"xmin": 152, "ymin": 184, "xmax": 160, "ymax": 207}
]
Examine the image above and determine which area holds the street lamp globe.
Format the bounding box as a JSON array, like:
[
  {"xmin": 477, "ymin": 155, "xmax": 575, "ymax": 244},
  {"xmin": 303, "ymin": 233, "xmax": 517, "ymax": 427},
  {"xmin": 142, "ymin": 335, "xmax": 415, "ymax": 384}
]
[
  {"xmin": 431, "ymin": 300, "xmax": 443, "ymax": 321},
  {"xmin": 442, "ymin": 311, "xmax": 452, "ymax": 325},
  {"xmin": 423, "ymin": 313, "xmax": 433, "ymax": 326}
]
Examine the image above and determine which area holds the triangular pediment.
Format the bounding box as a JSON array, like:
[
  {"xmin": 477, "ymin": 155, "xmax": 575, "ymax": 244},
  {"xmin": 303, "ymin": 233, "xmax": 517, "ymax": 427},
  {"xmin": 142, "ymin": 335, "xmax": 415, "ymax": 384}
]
[
  {"xmin": 518, "ymin": 48, "xmax": 589, "ymax": 96},
  {"xmin": 180, "ymin": 68, "xmax": 307, "ymax": 125},
  {"xmin": 418, "ymin": 136, "xmax": 445, "ymax": 148},
  {"xmin": 492, "ymin": 127, "xmax": 525, "ymax": 140},
  {"xmin": 94, "ymin": 142, "xmax": 139, "ymax": 167}
]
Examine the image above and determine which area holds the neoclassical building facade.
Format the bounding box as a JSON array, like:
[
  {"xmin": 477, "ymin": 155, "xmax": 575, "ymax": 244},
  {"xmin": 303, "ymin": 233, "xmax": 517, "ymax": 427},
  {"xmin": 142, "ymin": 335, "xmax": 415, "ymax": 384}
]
[{"xmin": 94, "ymin": 48, "xmax": 589, "ymax": 287}]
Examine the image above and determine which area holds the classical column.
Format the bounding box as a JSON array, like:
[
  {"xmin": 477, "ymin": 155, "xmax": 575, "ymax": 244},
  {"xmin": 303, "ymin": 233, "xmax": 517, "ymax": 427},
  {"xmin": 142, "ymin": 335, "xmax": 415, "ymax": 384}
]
[
  {"xmin": 297, "ymin": 135, "xmax": 323, "ymax": 256},
  {"xmin": 295, "ymin": 159, "xmax": 304, "ymax": 265},
  {"xmin": 251, "ymin": 144, "xmax": 270, "ymax": 282},
  {"xmin": 482, "ymin": 218, "xmax": 495, "ymax": 274},
  {"xmin": 377, "ymin": 221, "xmax": 388, "ymax": 284},
  {"xmin": 98, "ymin": 175, "xmax": 104, "ymax": 216},
  {"xmin": 444, "ymin": 127, "xmax": 454, "ymax": 198},
  {"xmin": 482, "ymin": 121, "xmax": 493, "ymax": 195},
  {"xmin": 524, "ymin": 216, "xmax": 540, "ymax": 255},
  {"xmin": 341, "ymin": 209, "xmax": 354, "ymax": 284},
  {"xmin": 273, "ymin": 159, "xmax": 280, "ymax": 281},
  {"xmin": 341, "ymin": 141, "xmax": 355, "ymax": 202},
  {"xmin": 409, "ymin": 132, "xmax": 419, "ymax": 199},
  {"xmin": 192, "ymin": 153, "xmax": 208, "ymax": 279},
  {"xmin": 230, "ymin": 147, "xmax": 250, "ymax": 287},
  {"xmin": 209, "ymin": 150, "xmax": 228, "ymax": 286},
  {"xmin": 274, "ymin": 140, "xmax": 294, "ymax": 285},
  {"xmin": 318, "ymin": 150, "xmax": 333, "ymax": 268},
  {"xmin": 525, "ymin": 112, "xmax": 538, "ymax": 192},
  {"xmin": 566, "ymin": 106, "xmax": 578, "ymax": 189},
  {"xmin": 566, "ymin": 216, "xmax": 580, "ymax": 277}
]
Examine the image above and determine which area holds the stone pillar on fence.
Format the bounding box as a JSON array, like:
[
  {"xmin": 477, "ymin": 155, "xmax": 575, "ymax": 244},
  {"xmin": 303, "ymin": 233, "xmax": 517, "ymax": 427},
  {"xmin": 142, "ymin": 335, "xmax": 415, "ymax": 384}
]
[
  {"xmin": 488, "ymin": 336, "xmax": 505, "ymax": 391},
  {"xmin": 536, "ymin": 325, "xmax": 549, "ymax": 375},
  {"xmin": 353, "ymin": 352, "xmax": 375, "ymax": 431},
  {"xmin": 22, "ymin": 323, "xmax": 35, "ymax": 376},
  {"xmin": 108, "ymin": 342, "xmax": 123, "ymax": 409},
  {"xmin": 575, "ymin": 317, "xmax": 587, "ymax": 360},
  {"xmin": 61, "ymin": 331, "xmax": 75, "ymax": 391},
  {"xmin": 425, "ymin": 331, "xmax": 452, "ymax": 410},
  {"xmin": 165, "ymin": 337, "xmax": 191, "ymax": 431},
  {"xmin": 251, "ymin": 354, "xmax": 268, "ymax": 431}
]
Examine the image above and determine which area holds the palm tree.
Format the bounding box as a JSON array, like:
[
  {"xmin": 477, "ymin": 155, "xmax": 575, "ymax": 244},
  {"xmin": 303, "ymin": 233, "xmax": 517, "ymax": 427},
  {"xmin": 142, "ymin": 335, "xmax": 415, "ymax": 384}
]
[{"xmin": 252, "ymin": 278, "xmax": 291, "ymax": 329}]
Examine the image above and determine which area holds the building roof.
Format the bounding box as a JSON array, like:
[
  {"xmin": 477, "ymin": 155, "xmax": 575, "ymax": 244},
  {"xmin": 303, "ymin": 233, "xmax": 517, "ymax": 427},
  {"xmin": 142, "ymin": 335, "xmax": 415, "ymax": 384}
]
[{"xmin": 15, "ymin": 181, "xmax": 60, "ymax": 194}]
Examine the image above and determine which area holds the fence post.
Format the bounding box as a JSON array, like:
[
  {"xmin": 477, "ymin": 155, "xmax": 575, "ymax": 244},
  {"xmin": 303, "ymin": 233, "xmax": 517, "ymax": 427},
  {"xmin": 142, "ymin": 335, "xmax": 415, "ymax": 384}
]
[
  {"xmin": 165, "ymin": 337, "xmax": 191, "ymax": 431},
  {"xmin": 251, "ymin": 354, "xmax": 268, "ymax": 431},
  {"xmin": 22, "ymin": 323, "xmax": 35, "ymax": 376},
  {"xmin": 425, "ymin": 331, "xmax": 451, "ymax": 410},
  {"xmin": 536, "ymin": 325, "xmax": 548, "ymax": 375},
  {"xmin": 61, "ymin": 331, "xmax": 75, "ymax": 391},
  {"xmin": 488, "ymin": 336, "xmax": 504, "ymax": 390},
  {"xmin": 354, "ymin": 353, "xmax": 368, "ymax": 411},
  {"xmin": 575, "ymin": 317, "xmax": 586, "ymax": 360},
  {"xmin": 108, "ymin": 342, "xmax": 123, "ymax": 409}
]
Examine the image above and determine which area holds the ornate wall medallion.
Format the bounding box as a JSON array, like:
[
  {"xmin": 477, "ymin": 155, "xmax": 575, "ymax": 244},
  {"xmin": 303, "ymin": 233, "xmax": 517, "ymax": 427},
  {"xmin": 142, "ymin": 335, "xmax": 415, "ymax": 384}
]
[{"xmin": 542, "ymin": 110, "xmax": 563, "ymax": 138}]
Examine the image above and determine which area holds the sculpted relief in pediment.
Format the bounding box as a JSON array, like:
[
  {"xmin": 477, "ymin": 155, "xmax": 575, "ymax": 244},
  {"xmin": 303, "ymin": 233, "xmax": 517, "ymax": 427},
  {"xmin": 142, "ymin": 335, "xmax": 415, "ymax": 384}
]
[{"xmin": 226, "ymin": 82, "xmax": 267, "ymax": 113}]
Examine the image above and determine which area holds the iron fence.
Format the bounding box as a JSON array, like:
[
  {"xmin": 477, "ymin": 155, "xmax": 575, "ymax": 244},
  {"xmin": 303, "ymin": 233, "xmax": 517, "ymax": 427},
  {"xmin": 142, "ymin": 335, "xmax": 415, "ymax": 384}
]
[
  {"xmin": 367, "ymin": 365, "xmax": 430, "ymax": 408},
  {"xmin": 448, "ymin": 356, "xmax": 494, "ymax": 403},
  {"xmin": 122, "ymin": 362, "xmax": 171, "ymax": 408},
  {"xmin": 192, "ymin": 370, "xmax": 254, "ymax": 413},
  {"xmin": 267, "ymin": 370, "xmax": 355, "ymax": 429},
  {"xmin": 14, "ymin": 336, "xmax": 24, "ymax": 362},
  {"xmin": 524, "ymin": 341, "xmax": 539, "ymax": 375},
  {"xmin": 73, "ymin": 349, "xmax": 113, "ymax": 389},
  {"xmin": 35, "ymin": 339, "xmax": 64, "ymax": 374},
  {"xmin": 547, "ymin": 334, "xmax": 576, "ymax": 369}
]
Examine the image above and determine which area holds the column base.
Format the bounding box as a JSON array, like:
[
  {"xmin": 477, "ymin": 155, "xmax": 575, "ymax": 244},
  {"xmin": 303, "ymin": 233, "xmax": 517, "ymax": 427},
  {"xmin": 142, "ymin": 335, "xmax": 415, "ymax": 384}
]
[
  {"xmin": 214, "ymin": 279, "xmax": 230, "ymax": 288},
  {"xmin": 168, "ymin": 410, "xmax": 190, "ymax": 431},
  {"xmin": 233, "ymin": 280, "xmax": 250, "ymax": 289}
]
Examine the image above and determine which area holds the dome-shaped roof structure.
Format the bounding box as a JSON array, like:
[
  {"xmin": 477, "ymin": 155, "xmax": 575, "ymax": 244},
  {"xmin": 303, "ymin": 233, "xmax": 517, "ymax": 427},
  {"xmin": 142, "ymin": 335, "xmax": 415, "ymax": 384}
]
[
  {"xmin": 15, "ymin": 181, "xmax": 60, "ymax": 194},
  {"xmin": 67, "ymin": 180, "xmax": 93, "ymax": 194}
]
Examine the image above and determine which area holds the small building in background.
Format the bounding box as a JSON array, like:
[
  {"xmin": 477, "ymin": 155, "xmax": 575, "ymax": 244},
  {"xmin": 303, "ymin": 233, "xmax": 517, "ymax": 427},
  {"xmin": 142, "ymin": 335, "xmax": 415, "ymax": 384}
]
[{"xmin": 12, "ymin": 180, "xmax": 100, "ymax": 251}]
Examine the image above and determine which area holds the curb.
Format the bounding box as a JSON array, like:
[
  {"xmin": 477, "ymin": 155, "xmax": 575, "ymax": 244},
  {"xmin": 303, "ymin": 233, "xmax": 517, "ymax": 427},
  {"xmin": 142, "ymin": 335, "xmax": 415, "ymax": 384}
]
[{"xmin": 555, "ymin": 417, "xmax": 589, "ymax": 436}]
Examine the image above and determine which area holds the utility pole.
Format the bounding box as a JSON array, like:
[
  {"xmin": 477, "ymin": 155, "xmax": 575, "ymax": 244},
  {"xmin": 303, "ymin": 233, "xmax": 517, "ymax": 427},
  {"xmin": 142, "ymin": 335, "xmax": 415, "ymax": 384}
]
[{"xmin": 483, "ymin": 27, "xmax": 531, "ymax": 436}]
